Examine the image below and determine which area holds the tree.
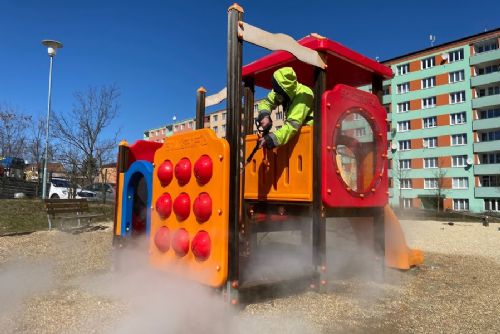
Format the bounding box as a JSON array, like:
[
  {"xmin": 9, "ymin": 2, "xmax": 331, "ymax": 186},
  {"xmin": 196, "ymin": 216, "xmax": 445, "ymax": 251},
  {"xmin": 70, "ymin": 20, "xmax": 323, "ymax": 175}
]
[
  {"xmin": 51, "ymin": 84, "xmax": 120, "ymax": 186},
  {"xmin": 432, "ymin": 157, "xmax": 448, "ymax": 213},
  {"xmin": 390, "ymin": 151, "xmax": 411, "ymax": 208},
  {"xmin": 0, "ymin": 104, "xmax": 30, "ymax": 158}
]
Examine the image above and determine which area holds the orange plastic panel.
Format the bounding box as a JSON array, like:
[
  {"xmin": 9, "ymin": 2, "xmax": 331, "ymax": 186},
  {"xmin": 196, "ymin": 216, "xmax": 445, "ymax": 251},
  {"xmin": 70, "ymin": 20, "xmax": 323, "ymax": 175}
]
[
  {"xmin": 150, "ymin": 129, "xmax": 229, "ymax": 287},
  {"xmin": 244, "ymin": 126, "xmax": 312, "ymax": 201},
  {"xmin": 114, "ymin": 172, "xmax": 125, "ymax": 236}
]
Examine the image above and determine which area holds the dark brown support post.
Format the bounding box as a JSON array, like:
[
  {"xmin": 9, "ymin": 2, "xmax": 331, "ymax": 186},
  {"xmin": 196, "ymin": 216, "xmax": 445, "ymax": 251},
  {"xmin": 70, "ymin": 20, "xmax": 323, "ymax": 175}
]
[
  {"xmin": 244, "ymin": 78, "xmax": 255, "ymax": 134},
  {"xmin": 113, "ymin": 141, "xmax": 130, "ymax": 245},
  {"xmin": 312, "ymin": 64, "xmax": 327, "ymax": 291},
  {"xmin": 226, "ymin": 3, "xmax": 244, "ymax": 305},
  {"xmin": 372, "ymin": 74, "xmax": 386, "ymax": 279},
  {"xmin": 195, "ymin": 87, "xmax": 206, "ymax": 130}
]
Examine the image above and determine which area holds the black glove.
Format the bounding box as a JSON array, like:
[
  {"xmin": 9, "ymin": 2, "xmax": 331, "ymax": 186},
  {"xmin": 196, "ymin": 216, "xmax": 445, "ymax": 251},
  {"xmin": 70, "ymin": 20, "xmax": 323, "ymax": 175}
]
[{"xmin": 263, "ymin": 134, "xmax": 276, "ymax": 149}]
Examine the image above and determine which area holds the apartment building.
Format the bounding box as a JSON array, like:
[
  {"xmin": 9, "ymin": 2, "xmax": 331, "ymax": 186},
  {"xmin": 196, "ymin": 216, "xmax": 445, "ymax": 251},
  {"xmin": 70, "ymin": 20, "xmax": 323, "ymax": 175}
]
[{"xmin": 382, "ymin": 28, "xmax": 500, "ymax": 213}]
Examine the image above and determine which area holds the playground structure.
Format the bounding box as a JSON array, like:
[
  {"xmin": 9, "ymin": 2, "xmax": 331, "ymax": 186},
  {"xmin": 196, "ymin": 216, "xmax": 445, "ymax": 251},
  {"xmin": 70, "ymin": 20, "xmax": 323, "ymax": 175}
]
[{"xmin": 113, "ymin": 4, "xmax": 423, "ymax": 303}]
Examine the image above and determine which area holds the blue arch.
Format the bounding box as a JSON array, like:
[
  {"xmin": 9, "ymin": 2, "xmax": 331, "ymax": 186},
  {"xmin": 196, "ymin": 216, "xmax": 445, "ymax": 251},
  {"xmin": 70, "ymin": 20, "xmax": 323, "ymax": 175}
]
[{"xmin": 121, "ymin": 160, "xmax": 154, "ymax": 237}]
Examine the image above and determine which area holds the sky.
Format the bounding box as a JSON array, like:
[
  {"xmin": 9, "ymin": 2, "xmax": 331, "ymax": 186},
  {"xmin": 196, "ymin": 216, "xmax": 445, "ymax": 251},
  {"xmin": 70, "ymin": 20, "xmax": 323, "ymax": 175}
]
[{"xmin": 1, "ymin": 0, "xmax": 499, "ymax": 145}]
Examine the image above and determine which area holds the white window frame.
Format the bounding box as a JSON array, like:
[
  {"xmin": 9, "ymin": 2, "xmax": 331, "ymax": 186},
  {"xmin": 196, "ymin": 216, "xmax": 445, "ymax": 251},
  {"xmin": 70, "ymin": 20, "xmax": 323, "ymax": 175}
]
[
  {"xmin": 424, "ymin": 178, "xmax": 438, "ymax": 189},
  {"xmin": 452, "ymin": 155, "xmax": 467, "ymax": 167},
  {"xmin": 451, "ymin": 133, "xmax": 467, "ymax": 146},
  {"xmin": 397, "ymin": 82, "xmax": 410, "ymax": 94},
  {"xmin": 422, "ymin": 96, "xmax": 436, "ymax": 109},
  {"xmin": 448, "ymin": 49, "xmax": 464, "ymax": 62},
  {"xmin": 213, "ymin": 125, "xmax": 218, "ymax": 133},
  {"xmin": 450, "ymin": 112, "xmax": 466, "ymax": 125},
  {"xmin": 452, "ymin": 177, "xmax": 469, "ymax": 189},
  {"xmin": 421, "ymin": 76, "xmax": 436, "ymax": 89},
  {"xmin": 400, "ymin": 179, "xmax": 412, "ymax": 189},
  {"xmin": 450, "ymin": 91, "xmax": 466, "ymax": 104},
  {"xmin": 424, "ymin": 157, "xmax": 438, "ymax": 169},
  {"xmin": 397, "ymin": 121, "xmax": 410, "ymax": 132},
  {"xmin": 449, "ymin": 70, "xmax": 465, "ymax": 83},
  {"xmin": 399, "ymin": 159, "xmax": 411, "ymax": 169},
  {"xmin": 484, "ymin": 199, "xmax": 500, "ymax": 212},
  {"xmin": 423, "ymin": 116, "xmax": 437, "ymax": 128},
  {"xmin": 397, "ymin": 63, "xmax": 409, "ymax": 76},
  {"xmin": 453, "ymin": 199, "xmax": 469, "ymax": 211},
  {"xmin": 423, "ymin": 137, "xmax": 437, "ymax": 148},
  {"xmin": 402, "ymin": 198, "xmax": 412, "ymax": 208},
  {"xmin": 355, "ymin": 127, "xmax": 366, "ymax": 137},
  {"xmin": 421, "ymin": 56, "xmax": 435, "ymax": 69},
  {"xmin": 398, "ymin": 140, "xmax": 411, "ymax": 151},
  {"xmin": 397, "ymin": 102, "xmax": 410, "ymax": 113}
]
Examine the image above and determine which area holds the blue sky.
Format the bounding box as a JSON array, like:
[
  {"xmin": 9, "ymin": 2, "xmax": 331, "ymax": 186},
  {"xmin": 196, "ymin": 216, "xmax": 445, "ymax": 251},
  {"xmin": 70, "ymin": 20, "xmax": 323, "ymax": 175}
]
[{"xmin": 1, "ymin": 0, "xmax": 499, "ymax": 144}]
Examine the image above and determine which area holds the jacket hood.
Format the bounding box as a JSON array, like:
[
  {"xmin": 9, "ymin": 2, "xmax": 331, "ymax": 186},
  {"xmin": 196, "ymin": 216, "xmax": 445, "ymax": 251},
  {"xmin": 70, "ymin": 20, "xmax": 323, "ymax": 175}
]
[{"xmin": 273, "ymin": 67, "xmax": 297, "ymax": 100}]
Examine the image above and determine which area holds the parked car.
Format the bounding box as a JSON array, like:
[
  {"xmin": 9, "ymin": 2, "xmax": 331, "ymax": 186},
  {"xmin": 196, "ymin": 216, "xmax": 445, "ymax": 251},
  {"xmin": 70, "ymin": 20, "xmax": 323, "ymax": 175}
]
[
  {"xmin": 84, "ymin": 183, "xmax": 116, "ymax": 202},
  {"xmin": 48, "ymin": 178, "xmax": 96, "ymax": 200}
]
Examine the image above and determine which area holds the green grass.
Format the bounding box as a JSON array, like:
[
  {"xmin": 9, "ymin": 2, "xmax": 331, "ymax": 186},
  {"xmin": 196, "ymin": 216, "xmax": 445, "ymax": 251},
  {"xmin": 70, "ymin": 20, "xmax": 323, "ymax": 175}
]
[{"xmin": 0, "ymin": 199, "xmax": 115, "ymax": 235}]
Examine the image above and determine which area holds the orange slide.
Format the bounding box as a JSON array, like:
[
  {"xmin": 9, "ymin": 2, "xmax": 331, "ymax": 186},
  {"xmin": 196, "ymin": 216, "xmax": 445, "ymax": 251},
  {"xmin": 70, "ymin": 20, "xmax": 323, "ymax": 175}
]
[{"xmin": 384, "ymin": 205, "xmax": 424, "ymax": 269}]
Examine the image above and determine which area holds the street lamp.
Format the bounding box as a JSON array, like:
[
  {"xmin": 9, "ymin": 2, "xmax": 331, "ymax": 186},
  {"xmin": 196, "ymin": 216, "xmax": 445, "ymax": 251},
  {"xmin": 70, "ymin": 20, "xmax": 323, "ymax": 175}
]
[{"xmin": 41, "ymin": 39, "xmax": 63, "ymax": 199}]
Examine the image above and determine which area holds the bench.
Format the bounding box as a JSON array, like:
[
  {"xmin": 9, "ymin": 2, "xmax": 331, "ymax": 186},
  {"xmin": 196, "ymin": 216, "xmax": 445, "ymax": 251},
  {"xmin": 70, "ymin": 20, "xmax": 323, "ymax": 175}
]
[{"xmin": 44, "ymin": 199, "xmax": 105, "ymax": 230}]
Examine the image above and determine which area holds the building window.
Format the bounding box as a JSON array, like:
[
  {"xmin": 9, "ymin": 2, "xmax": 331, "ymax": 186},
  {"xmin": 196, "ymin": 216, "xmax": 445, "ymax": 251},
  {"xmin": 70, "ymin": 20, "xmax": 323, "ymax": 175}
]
[
  {"xmin": 450, "ymin": 91, "xmax": 466, "ymax": 104},
  {"xmin": 449, "ymin": 70, "xmax": 465, "ymax": 83},
  {"xmin": 479, "ymin": 108, "xmax": 500, "ymax": 119},
  {"xmin": 421, "ymin": 76, "xmax": 436, "ymax": 89},
  {"xmin": 480, "ymin": 130, "xmax": 500, "ymax": 142},
  {"xmin": 421, "ymin": 56, "xmax": 435, "ymax": 69},
  {"xmin": 423, "ymin": 116, "xmax": 437, "ymax": 128},
  {"xmin": 222, "ymin": 124, "xmax": 226, "ymax": 133},
  {"xmin": 397, "ymin": 82, "xmax": 410, "ymax": 94},
  {"xmin": 484, "ymin": 199, "xmax": 500, "ymax": 212},
  {"xmin": 448, "ymin": 49, "xmax": 464, "ymax": 62},
  {"xmin": 478, "ymin": 86, "xmax": 500, "ymax": 97},
  {"xmin": 424, "ymin": 178, "xmax": 438, "ymax": 189},
  {"xmin": 399, "ymin": 140, "xmax": 411, "ymax": 151},
  {"xmin": 422, "ymin": 96, "xmax": 436, "ymax": 109},
  {"xmin": 452, "ymin": 177, "xmax": 468, "ymax": 189},
  {"xmin": 424, "ymin": 157, "xmax": 438, "ymax": 168},
  {"xmin": 397, "ymin": 63, "xmax": 409, "ymax": 75},
  {"xmin": 453, "ymin": 199, "xmax": 469, "ymax": 211},
  {"xmin": 212, "ymin": 114, "xmax": 218, "ymax": 122},
  {"xmin": 451, "ymin": 133, "xmax": 467, "ymax": 146},
  {"xmin": 353, "ymin": 113, "xmax": 362, "ymax": 120},
  {"xmin": 402, "ymin": 198, "xmax": 412, "ymax": 208},
  {"xmin": 397, "ymin": 102, "xmax": 410, "ymax": 113},
  {"xmin": 355, "ymin": 127, "xmax": 366, "ymax": 137},
  {"xmin": 452, "ymin": 155, "xmax": 467, "ymax": 167},
  {"xmin": 397, "ymin": 121, "xmax": 410, "ymax": 132},
  {"xmin": 481, "ymin": 175, "xmax": 500, "ymax": 187},
  {"xmin": 450, "ymin": 112, "xmax": 466, "ymax": 125},
  {"xmin": 478, "ymin": 64, "xmax": 500, "ymax": 75},
  {"xmin": 383, "ymin": 85, "xmax": 390, "ymax": 95},
  {"xmin": 423, "ymin": 137, "xmax": 437, "ymax": 148},
  {"xmin": 399, "ymin": 159, "xmax": 411, "ymax": 169},
  {"xmin": 480, "ymin": 152, "xmax": 500, "ymax": 164},
  {"xmin": 222, "ymin": 112, "xmax": 226, "ymax": 121},
  {"xmin": 475, "ymin": 41, "xmax": 499, "ymax": 54},
  {"xmin": 174, "ymin": 125, "xmax": 179, "ymax": 131},
  {"xmin": 213, "ymin": 125, "xmax": 218, "ymax": 133},
  {"xmin": 400, "ymin": 179, "xmax": 412, "ymax": 189}
]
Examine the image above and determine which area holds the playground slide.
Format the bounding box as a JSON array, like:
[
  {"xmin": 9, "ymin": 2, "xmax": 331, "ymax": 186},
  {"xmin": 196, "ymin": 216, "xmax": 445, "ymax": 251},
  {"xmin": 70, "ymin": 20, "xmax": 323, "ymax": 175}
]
[{"xmin": 384, "ymin": 205, "xmax": 424, "ymax": 269}]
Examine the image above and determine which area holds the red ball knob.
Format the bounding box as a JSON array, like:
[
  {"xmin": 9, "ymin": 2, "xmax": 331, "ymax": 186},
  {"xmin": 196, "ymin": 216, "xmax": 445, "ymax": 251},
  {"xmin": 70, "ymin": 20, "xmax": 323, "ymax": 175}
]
[
  {"xmin": 155, "ymin": 193, "xmax": 172, "ymax": 219},
  {"xmin": 194, "ymin": 155, "xmax": 213, "ymax": 184},
  {"xmin": 175, "ymin": 158, "xmax": 192, "ymax": 186},
  {"xmin": 191, "ymin": 231, "xmax": 211, "ymax": 261},
  {"xmin": 172, "ymin": 228, "xmax": 190, "ymax": 257},
  {"xmin": 173, "ymin": 193, "xmax": 190, "ymax": 221},
  {"xmin": 154, "ymin": 226, "xmax": 171, "ymax": 252},
  {"xmin": 157, "ymin": 160, "xmax": 174, "ymax": 186},
  {"xmin": 193, "ymin": 192, "xmax": 212, "ymax": 223}
]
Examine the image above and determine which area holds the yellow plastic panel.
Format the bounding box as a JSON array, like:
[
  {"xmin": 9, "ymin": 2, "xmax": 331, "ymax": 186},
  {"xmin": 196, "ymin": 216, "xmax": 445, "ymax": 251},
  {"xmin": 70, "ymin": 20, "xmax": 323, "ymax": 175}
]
[
  {"xmin": 149, "ymin": 129, "xmax": 230, "ymax": 287},
  {"xmin": 244, "ymin": 127, "xmax": 313, "ymax": 201}
]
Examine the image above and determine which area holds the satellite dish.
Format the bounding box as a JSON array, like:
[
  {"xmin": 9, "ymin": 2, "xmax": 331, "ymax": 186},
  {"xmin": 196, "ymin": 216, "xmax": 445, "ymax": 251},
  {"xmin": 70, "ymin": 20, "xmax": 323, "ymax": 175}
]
[
  {"xmin": 391, "ymin": 127, "xmax": 397, "ymax": 135},
  {"xmin": 466, "ymin": 158, "xmax": 473, "ymax": 165},
  {"xmin": 423, "ymin": 141, "xmax": 428, "ymax": 148},
  {"xmin": 441, "ymin": 53, "xmax": 449, "ymax": 61},
  {"xmin": 391, "ymin": 142, "xmax": 398, "ymax": 151}
]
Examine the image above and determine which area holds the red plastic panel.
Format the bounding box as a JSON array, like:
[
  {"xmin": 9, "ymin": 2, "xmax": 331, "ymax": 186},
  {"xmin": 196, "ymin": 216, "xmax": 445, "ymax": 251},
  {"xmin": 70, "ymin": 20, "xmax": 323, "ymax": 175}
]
[{"xmin": 321, "ymin": 84, "xmax": 388, "ymax": 208}]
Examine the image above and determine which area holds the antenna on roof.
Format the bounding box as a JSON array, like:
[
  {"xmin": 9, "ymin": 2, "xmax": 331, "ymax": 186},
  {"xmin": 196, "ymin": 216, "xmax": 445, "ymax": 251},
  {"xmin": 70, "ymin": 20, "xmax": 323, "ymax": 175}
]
[{"xmin": 429, "ymin": 34, "xmax": 436, "ymax": 47}]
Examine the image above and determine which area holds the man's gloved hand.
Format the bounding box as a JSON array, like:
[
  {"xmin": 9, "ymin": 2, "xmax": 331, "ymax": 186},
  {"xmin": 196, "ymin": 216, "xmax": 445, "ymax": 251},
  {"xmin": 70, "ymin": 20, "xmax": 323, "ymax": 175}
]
[
  {"xmin": 258, "ymin": 134, "xmax": 276, "ymax": 149},
  {"xmin": 256, "ymin": 112, "xmax": 272, "ymax": 132}
]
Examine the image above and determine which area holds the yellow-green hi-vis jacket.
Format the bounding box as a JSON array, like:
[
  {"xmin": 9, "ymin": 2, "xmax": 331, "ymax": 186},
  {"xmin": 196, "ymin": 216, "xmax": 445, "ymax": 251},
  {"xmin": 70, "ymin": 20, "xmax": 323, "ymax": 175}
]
[{"xmin": 257, "ymin": 67, "xmax": 314, "ymax": 147}]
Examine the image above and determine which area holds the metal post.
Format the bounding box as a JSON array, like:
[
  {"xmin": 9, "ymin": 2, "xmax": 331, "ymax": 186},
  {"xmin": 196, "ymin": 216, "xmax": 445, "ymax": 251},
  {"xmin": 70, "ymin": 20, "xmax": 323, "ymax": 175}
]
[
  {"xmin": 226, "ymin": 3, "xmax": 244, "ymax": 304},
  {"xmin": 196, "ymin": 87, "xmax": 206, "ymax": 130},
  {"xmin": 42, "ymin": 55, "xmax": 54, "ymax": 199},
  {"xmin": 312, "ymin": 64, "xmax": 327, "ymax": 291},
  {"xmin": 243, "ymin": 79, "xmax": 255, "ymax": 135}
]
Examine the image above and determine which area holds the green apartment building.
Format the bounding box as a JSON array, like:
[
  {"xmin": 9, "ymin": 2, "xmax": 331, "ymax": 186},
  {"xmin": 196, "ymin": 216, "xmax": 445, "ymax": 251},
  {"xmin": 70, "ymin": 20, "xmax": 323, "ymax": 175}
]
[{"xmin": 382, "ymin": 28, "xmax": 500, "ymax": 213}]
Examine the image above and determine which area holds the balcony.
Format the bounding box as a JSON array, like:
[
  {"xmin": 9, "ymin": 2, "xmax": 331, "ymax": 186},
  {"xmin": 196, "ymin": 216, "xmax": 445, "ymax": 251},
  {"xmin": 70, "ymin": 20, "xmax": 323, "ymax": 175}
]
[
  {"xmin": 472, "ymin": 95, "xmax": 500, "ymax": 109},
  {"xmin": 475, "ymin": 187, "xmax": 500, "ymax": 198},
  {"xmin": 383, "ymin": 95, "xmax": 391, "ymax": 105},
  {"xmin": 473, "ymin": 117, "xmax": 500, "ymax": 131},
  {"xmin": 470, "ymin": 48, "xmax": 500, "ymax": 66},
  {"xmin": 474, "ymin": 163, "xmax": 500, "ymax": 175},
  {"xmin": 474, "ymin": 140, "xmax": 500, "ymax": 152},
  {"xmin": 471, "ymin": 71, "xmax": 500, "ymax": 87}
]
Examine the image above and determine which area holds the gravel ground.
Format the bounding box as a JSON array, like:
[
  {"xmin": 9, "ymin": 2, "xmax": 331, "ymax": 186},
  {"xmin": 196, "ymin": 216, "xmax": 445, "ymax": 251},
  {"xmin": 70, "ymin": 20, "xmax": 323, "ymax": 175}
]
[{"xmin": 0, "ymin": 220, "xmax": 499, "ymax": 333}]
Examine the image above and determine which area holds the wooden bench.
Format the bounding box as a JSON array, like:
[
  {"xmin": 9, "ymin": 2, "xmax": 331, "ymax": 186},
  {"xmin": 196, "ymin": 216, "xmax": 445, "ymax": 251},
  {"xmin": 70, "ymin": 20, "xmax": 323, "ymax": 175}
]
[{"xmin": 44, "ymin": 199, "xmax": 105, "ymax": 230}]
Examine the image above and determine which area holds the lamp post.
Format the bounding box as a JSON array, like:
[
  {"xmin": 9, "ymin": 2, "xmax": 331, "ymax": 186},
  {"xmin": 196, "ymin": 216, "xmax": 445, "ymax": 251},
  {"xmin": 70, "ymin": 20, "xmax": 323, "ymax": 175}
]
[{"xmin": 41, "ymin": 39, "xmax": 63, "ymax": 199}]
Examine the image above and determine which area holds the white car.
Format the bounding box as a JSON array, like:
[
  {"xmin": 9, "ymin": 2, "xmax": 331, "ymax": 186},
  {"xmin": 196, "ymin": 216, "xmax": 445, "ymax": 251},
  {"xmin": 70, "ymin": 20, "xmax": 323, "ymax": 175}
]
[{"xmin": 48, "ymin": 178, "xmax": 96, "ymax": 200}]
